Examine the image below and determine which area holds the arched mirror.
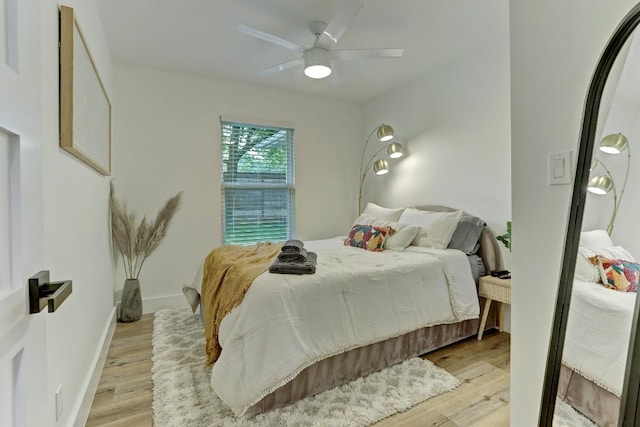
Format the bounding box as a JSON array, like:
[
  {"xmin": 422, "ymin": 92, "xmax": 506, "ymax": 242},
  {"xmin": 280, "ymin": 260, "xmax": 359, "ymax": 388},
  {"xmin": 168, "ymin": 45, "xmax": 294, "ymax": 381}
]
[{"xmin": 541, "ymin": 3, "xmax": 640, "ymax": 426}]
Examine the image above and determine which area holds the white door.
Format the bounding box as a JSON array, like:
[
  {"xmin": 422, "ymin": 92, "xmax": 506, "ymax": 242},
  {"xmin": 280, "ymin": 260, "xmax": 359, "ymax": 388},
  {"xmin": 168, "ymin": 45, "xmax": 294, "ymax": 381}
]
[{"xmin": 0, "ymin": 1, "xmax": 50, "ymax": 426}]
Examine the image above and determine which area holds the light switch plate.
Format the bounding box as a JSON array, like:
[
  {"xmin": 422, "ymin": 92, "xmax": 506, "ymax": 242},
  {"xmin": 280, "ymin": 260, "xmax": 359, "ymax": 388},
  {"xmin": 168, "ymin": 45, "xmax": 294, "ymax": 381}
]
[{"xmin": 548, "ymin": 151, "xmax": 572, "ymax": 185}]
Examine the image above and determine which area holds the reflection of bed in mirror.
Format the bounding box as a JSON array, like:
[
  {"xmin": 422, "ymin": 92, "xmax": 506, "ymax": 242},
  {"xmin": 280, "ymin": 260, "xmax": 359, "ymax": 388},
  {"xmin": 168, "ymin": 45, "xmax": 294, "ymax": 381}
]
[
  {"xmin": 540, "ymin": 4, "xmax": 640, "ymax": 424},
  {"xmin": 558, "ymin": 230, "xmax": 638, "ymax": 426},
  {"xmin": 183, "ymin": 205, "xmax": 502, "ymax": 417}
]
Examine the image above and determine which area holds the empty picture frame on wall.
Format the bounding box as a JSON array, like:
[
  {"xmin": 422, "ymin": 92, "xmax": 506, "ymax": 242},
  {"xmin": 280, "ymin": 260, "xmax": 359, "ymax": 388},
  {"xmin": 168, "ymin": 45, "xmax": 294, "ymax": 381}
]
[{"xmin": 59, "ymin": 5, "xmax": 111, "ymax": 175}]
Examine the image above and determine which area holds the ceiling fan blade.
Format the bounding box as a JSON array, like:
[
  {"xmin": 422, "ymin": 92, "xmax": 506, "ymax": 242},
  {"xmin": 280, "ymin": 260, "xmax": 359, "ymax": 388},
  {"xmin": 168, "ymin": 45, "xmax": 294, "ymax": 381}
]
[
  {"xmin": 332, "ymin": 48, "xmax": 404, "ymax": 60},
  {"xmin": 257, "ymin": 58, "xmax": 304, "ymax": 76},
  {"xmin": 321, "ymin": 0, "xmax": 363, "ymax": 44},
  {"xmin": 237, "ymin": 22, "xmax": 306, "ymax": 54}
]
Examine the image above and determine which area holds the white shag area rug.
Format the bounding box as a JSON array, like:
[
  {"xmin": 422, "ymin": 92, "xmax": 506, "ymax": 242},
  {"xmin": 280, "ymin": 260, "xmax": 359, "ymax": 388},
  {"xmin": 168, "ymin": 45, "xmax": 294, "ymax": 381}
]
[
  {"xmin": 553, "ymin": 398, "xmax": 598, "ymax": 427},
  {"xmin": 152, "ymin": 307, "xmax": 460, "ymax": 427}
]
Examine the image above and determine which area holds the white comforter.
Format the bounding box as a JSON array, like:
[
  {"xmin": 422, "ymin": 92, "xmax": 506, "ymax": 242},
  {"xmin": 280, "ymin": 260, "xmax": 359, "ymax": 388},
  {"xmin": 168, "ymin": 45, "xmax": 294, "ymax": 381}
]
[
  {"xmin": 187, "ymin": 237, "xmax": 479, "ymax": 416},
  {"xmin": 562, "ymin": 280, "xmax": 637, "ymax": 396}
]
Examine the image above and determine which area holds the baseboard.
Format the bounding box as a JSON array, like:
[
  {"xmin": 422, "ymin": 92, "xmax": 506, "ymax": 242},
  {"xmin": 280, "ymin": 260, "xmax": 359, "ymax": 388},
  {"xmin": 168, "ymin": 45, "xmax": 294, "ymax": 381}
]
[
  {"xmin": 72, "ymin": 306, "xmax": 117, "ymax": 427},
  {"xmin": 142, "ymin": 293, "xmax": 186, "ymax": 313}
]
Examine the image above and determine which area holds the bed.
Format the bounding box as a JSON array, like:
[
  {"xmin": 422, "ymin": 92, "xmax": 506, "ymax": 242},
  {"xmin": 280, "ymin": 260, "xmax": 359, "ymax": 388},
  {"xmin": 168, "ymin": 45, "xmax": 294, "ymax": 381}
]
[
  {"xmin": 183, "ymin": 205, "xmax": 502, "ymax": 418},
  {"xmin": 558, "ymin": 230, "xmax": 638, "ymax": 426}
]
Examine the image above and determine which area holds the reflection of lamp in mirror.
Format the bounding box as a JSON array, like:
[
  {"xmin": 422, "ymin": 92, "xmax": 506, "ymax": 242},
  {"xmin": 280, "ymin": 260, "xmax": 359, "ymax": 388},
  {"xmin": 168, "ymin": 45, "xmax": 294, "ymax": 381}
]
[
  {"xmin": 586, "ymin": 133, "xmax": 631, "ymax": 235},
  {"xmin": 586, "ymin": 174, "xmax": 613, "ymax": 195},
  {"xmin": 358, "ymin": 124, "xmax": 405, "ymax": 213}
]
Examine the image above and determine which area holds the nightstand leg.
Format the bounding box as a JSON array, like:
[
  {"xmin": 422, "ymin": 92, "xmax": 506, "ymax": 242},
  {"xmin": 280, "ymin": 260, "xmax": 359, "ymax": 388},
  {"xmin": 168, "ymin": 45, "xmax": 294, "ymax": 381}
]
[
  {"xmin": 499, "ymin": 302, "xmax": 505, "ymax": 332},
  {"xmin": 477, "ymin": 298, "xmax": 492, "ymax": 340}
]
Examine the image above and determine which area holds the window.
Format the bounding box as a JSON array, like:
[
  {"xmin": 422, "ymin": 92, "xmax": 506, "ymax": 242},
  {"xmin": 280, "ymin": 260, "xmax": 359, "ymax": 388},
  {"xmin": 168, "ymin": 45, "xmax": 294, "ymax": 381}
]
[{"xmin": 221, "ymin": 119, "xmax": 295, "ymax": 245}]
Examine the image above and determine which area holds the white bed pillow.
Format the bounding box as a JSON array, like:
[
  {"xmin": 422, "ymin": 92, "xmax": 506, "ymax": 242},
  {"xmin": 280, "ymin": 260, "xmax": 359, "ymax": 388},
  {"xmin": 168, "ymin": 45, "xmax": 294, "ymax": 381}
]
[
  {"xmin": 574, "ymin": 246, "xmax": 636, "ymax": 282},
  {"xmin": 579, "ymin": 230, "xmax": 613, "ymax": 249},
  {"xmin": 362, "ymin": 203, "xmax": 404, "ymax": 222},
  {"xmin": 352, "ymin": 214, "xmax": 420, "ymax": 250},
  {"xmin": 398, "ymin": 208, "xmax": 463, "ymax": 249}
]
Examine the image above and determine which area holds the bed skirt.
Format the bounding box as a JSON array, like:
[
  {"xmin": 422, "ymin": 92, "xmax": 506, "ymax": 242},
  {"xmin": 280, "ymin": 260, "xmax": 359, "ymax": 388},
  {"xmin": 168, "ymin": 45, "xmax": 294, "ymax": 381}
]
[
  {"xmin": 558, "ymin": 364, "xmax": 620, "ymax": 427},
  {"xmin": 247, "ymin": 301, "xmax": 499, "ymax": 415}
]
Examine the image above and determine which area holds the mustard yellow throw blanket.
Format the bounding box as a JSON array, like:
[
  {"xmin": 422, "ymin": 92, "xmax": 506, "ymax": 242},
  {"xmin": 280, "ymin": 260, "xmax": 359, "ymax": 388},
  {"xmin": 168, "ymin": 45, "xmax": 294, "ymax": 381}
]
[{"xmin": 201, "ymin": 242, "xmax": 282, "ymax": 366}]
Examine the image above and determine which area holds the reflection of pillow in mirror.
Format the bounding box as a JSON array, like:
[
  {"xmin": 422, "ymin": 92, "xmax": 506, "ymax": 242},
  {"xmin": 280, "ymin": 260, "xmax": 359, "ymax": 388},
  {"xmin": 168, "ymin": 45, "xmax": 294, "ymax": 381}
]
[
  {"xmin": 593, "ymin": 256, "xmax": 640, "ymax": 292},
  {"xmin": 398, "ymin": 208, "xmax": 463, "ymax": 249},
  {"xmin": 352, "ymin": 215, "xmax": 420, "ymax": 250},
  {"xmin": 575, "ymin": 246, "xmax": 636, "ymax": 283},
  {"xmin": 579, "ymin": 230, "xmax": 613, "ymax": 249},
  {"xmin": 362, "ymin": 203, "xmax": 404, "ymax": 222}
]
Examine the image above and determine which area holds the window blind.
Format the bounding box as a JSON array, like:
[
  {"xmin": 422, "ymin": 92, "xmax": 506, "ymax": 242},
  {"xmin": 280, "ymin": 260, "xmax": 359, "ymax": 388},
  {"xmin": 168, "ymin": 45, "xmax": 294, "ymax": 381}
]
[{"xmin": 221, "ymin": 120, "xmax": 295, "ymax": 245}]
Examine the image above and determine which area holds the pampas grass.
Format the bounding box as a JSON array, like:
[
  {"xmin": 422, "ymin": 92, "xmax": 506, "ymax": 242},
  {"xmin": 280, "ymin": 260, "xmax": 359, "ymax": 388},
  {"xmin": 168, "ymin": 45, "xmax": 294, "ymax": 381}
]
[{"xmin": 110, "ymin": 182, "xmax": 183, "ymax": 279}]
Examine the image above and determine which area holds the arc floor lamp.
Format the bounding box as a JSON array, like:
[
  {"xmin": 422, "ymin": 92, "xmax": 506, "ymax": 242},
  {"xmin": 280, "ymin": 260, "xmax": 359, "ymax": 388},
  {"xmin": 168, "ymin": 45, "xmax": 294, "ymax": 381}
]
[
  {"xmin": 358, "ymin": 124, "xmax": 405, "ymax": 213},
  {"xmin": 586, "ymin": 132, "xmax": 631, "ymax": 235}
]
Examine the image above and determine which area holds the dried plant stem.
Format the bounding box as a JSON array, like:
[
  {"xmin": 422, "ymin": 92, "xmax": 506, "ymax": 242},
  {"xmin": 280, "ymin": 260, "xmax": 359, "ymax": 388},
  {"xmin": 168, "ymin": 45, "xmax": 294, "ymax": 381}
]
[
  {"xmin": 127, "ymin": 249, "xmax": 134, "ymax": 279},
  {"xmin": 110, "ymin": 182, "xmax": 182, "ymax": 280},
  {"xmin": 135, "ymin": 258, "xmax": 147, "ymax": 280},
  {"xmin": 121, "ymin": 253, "xmax": 130, "ymax": 279}
]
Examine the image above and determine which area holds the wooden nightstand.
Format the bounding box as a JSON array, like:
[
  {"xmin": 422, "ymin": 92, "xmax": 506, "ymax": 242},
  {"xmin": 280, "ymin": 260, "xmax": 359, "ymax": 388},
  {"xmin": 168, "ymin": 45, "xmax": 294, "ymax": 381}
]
[{"xmin": 477, "ymin": 275, "xmax": 511, "ymax": 340}]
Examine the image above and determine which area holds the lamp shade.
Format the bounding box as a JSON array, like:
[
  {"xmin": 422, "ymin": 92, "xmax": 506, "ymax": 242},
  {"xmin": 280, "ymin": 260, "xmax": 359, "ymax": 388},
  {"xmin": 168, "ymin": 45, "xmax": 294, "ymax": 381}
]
[
  {"xmin": 387, "ymin": 142, "xmax": 404, "ymax": 159},
  {"xmin": 587, "ymin": 175, "xmax": 613, "ymax": 195},
  {"xmin": 376, "ymin": 124, "xmax": 394, "ymax": 142},
  {"xmin": 599, "ymin": 133, "xmax": 628, "ymax": 154},
  {"xmin": 373, "ymin": 159, "xmax": 389, "ymax": 175},
  {"xmin": 304, "ymin": 47, "xmax": 332, "ymax": 79}
]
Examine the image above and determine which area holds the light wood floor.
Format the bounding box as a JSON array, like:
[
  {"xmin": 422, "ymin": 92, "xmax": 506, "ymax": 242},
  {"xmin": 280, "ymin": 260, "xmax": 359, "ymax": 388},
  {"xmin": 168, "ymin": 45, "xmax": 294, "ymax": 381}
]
[{"xmin": 86, "ymin": 314, "xmax": 510, "ymax": 426}]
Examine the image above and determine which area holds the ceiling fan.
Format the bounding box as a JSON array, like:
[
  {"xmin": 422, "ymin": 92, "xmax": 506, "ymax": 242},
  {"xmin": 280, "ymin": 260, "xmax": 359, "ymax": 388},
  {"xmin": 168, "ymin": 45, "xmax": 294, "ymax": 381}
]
[{"xmin": 237, "ymin": 0, "xmax": 404, "ymax": 80}]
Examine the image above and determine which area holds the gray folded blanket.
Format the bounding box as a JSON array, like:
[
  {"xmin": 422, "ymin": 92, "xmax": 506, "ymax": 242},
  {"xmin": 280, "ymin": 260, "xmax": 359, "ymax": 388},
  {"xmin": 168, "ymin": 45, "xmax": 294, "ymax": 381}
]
[
  {"xmin": 282, "ymin": 239, "xmax": 304, "ymax": 253},
  {"xmin": 269, "ymin": 251, "xmax": 317, "ymax": 275},
  {"xmin": 277, "ymin": 248, "xmax": 308, "ymax": 262}
]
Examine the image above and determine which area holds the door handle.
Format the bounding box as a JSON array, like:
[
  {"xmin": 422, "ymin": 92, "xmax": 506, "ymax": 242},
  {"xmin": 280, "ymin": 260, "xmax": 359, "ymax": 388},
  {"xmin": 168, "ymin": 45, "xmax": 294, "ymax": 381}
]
[{"xmin": 29, "ymin": 270, "xmax": 72, "ymax": 313}]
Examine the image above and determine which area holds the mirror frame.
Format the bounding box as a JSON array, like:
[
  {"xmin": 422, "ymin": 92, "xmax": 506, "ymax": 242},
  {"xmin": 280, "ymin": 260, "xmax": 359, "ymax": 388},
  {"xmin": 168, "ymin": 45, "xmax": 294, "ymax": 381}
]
[{"xmin": 540, "ymin": 3, "xmax": 640, "ymax": 426}]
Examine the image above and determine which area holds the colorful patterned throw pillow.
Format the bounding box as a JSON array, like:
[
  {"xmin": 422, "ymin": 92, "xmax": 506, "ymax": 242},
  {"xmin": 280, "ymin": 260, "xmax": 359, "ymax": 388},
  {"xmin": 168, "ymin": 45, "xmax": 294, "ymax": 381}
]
[
  {"xmin": 591, "ymin": 256, "xmax": 640, "ymax": 292},
  {"xmin": 344, "ymin": 224, "xmax": 390, "ymax": 252}
]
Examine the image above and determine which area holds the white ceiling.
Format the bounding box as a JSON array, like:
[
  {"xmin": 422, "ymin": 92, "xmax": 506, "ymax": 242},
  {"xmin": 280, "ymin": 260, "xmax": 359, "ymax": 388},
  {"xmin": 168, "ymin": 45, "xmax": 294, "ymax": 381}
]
[{"xmin": 95, "ymin": 0, "xmax": 509, "ymax": 103}]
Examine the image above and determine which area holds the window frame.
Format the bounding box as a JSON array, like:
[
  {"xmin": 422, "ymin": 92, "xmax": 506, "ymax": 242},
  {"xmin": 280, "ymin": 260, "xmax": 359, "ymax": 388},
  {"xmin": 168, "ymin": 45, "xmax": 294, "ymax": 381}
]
[{"xmin": 220, "ymin": 117, "xmax": 295, "ymax": 245}]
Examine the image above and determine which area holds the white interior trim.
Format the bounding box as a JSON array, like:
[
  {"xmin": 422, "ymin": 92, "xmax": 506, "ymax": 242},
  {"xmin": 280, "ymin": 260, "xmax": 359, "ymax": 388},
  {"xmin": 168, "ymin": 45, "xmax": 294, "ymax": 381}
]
[
  {"xmin": 72, "ymin": 307, "xmax": 116, "ymax": 427},
  {"xmin": 220, "ymin": 115, "xmax": 295, "ymax": 130},
  {"xmin": 142, "ymin": 293, "xmax": 187, "ymax": 314}
]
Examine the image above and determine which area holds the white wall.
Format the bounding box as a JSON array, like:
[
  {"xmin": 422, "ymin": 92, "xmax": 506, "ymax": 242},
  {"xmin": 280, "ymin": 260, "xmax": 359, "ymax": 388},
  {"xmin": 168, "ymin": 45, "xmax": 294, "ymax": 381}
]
[
  {"xmin": 581, "ymin": 34, "xmax": 636, "ymax": 239},
  {"xmin": 600, "ymin": 98, "xmax": 640, "ymax": 255},
  {"xmin": 40, "ymin": 1, "xmax": 115, "ymax": 426},
  {"xmin": 510, "ymin": 0, "xmax": 637, "ymax": 424},
  {"xmin": 582, "ymin": 97, "xmax": 640, "ymax": 245},
  {"xmin": 583, "ymin": 33, "xmax": 640, "ymax": 255},
  {"xmin": 362, "ymin": 39, "xmax": 511, "ymax": 249},
  {"xmin": 362, "ymin": 37, "xmax": 511, "ymax": 329},
  {"xmin": 111, "ymin": 64, "xmax": 362, "ymax": 307}
]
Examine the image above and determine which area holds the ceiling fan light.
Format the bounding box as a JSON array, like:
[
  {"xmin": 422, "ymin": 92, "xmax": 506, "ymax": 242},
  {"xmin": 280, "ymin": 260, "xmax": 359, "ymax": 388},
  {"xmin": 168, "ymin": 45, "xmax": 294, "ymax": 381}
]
[
  {"xmin": 376, "ymin": 124, "xmax": 394, "ymax": 142},
  {"xmin": 387, "ymin": 142, "xmax": 404, "ymax": 158},
  {"xmin": 303, "ymin": 47, "xmax": 332, "ymax": 79},
  {"xmin": 587, "ymin": 175, "xmax": 613, "ymax": 194},
  {"xmin": 599, "ymin": 133, "xmax": 628, "ymax": 154},
  {"xmin": 304, "ymin": 64, "xmax": 331, "ymax": 79}
]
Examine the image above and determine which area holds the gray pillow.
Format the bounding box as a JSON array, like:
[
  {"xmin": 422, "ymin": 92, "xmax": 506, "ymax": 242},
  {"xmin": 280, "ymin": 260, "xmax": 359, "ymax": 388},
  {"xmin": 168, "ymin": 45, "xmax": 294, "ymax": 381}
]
[
  {"xmin": 467, "ymin": 254, "xmax": 486, "ymax": 282},
  {"xmin": 447, "ymin": 214, "xmax": 486, "ymax": 254}
]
